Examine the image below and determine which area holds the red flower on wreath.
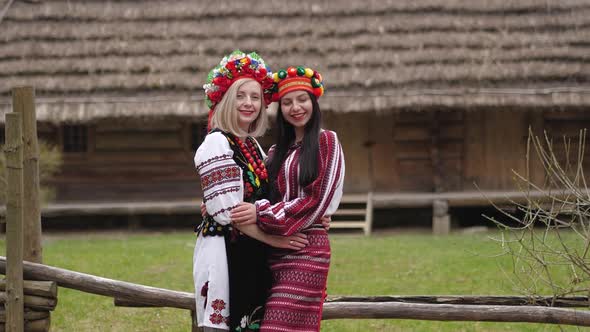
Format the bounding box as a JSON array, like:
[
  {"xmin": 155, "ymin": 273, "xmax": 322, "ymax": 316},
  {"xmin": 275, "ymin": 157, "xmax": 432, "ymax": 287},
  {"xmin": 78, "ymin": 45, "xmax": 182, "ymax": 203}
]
[{"xmin": 226, "ymin": 60, "xmax": 237, "ymax": 72}]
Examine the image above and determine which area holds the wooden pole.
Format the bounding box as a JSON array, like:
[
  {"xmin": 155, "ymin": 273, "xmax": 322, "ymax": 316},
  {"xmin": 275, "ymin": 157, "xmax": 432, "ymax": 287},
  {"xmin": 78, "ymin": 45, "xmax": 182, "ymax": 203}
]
[
  {"xmin": 432, "ymin": 199, "xmax": 450, "ymax": 235},
  {"xmin": 0, "ymin": 257, "xmax": 195, "ymax": 310},
  {"xmin": 12, "ymin": 87, "xmax": 43, "ymax": 263},
  {"xmin": 327, "ymin": 295, "xmax": 590, "ymax": 307},
  {"xmin": 5, "ymin": 112, "xmax": 24, "ymax": 332},
  {"xmin": 321, "ymin": 301, "xmax": 590, "ymax": 326},
  {"xmin": 364, "ymin": 192, "xmax": 373, "ymax": 236},
  {"xmin": 118, "ymin": 294, "xmax": 590, "ymax": 309}
]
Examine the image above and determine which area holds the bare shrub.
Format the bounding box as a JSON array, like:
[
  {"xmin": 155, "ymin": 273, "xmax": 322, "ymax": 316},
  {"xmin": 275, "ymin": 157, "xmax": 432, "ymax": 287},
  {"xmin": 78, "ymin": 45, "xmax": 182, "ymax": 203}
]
[{"xmin": 487, "ymin": 128, "xmax": 590, "ymax": 302}]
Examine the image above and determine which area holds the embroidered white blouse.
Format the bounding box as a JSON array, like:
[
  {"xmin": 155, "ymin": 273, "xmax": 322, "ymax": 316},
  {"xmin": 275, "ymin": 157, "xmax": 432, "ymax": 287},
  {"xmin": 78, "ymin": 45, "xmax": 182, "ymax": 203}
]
[{"xmin": 193, "ymin": 132, "xmax": 267, "ymax": 329}]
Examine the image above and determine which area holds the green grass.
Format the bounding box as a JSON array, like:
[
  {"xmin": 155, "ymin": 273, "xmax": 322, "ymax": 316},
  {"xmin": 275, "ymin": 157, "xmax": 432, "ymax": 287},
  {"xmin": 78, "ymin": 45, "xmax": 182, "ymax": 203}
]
[{"xmin": 0, "ymin": 230, "xmax": 585, "ymax": 331}]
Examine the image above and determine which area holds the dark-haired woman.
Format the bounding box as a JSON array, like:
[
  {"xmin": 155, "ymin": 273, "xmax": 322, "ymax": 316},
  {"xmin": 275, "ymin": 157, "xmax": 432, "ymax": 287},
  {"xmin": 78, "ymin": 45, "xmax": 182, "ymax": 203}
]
[{"xmin": 231, "ymin": 67, "xmax": 345, "ymax": 332}]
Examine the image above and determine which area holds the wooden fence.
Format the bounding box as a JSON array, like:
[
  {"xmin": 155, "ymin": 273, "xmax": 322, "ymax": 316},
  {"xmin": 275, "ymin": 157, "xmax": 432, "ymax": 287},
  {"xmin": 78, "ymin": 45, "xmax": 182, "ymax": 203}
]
[{"xmin": 1, "ymin": 257, "xmax": 590, "ymax": 329}]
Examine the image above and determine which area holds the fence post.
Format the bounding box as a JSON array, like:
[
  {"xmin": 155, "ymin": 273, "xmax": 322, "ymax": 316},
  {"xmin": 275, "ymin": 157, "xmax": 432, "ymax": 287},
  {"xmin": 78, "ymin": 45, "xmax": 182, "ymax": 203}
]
[
  {"xmin": 432, "ymin": 199, "xmax": 450, "ymax": 235},
  {"xmin": 13, "ymin": 87, "xmax": 43, "ymax": 263},
  {"xmin": 5, "ymin": 112, "xmax": 25, "ymax": 331}
]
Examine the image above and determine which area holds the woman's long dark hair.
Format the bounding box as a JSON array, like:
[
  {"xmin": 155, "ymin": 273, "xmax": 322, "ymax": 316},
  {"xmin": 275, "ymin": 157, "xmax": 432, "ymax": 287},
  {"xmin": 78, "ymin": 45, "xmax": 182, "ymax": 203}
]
[{"xmin": 267, "ymin": 92, "xmax": 322, "ymax": 202}]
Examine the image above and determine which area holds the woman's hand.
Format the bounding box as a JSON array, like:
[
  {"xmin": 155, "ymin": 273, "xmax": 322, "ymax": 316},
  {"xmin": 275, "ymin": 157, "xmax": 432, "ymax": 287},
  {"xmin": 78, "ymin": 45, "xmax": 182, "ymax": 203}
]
[
  {"xmin": 231, "ymin": 202, "xmax": 257, "ymax": 226},
  {"xmin": 321, "ymin": 215, "xmax": 331, "ymax": 231},
  {"xmin": 269, "ymin": 233, "xmax": 309, "ymax": 250},
  {"xmin": 200, "ymin": 202, "xmax": 207, "ymax": 217}
]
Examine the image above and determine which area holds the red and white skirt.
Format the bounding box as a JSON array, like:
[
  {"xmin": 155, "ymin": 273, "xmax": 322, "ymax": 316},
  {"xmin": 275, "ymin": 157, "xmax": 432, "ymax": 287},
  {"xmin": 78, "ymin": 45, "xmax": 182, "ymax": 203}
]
[{"xmin": 261, "ymin": 228, "xmax": 330, "ymax": 332}]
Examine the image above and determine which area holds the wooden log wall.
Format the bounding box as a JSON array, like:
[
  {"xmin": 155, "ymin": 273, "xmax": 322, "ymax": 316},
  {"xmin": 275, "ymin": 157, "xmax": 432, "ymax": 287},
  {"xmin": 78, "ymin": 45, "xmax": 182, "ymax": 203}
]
[
  {"xmin": 463, "ymin": 110, "xmax": 529, "ymax": 190},
  {"xmin": 31, "ymin": 109, "xmax": 590, "ymax": 202},
  {"xmin": 542, "ymin": 111, "xmax": 590, "ymax": 184},
  {"xmin": 326, "ymin": 110, "xmax": 465, "ymax": 193},
  {"xmin": 323, "ymin": 112, "xmax": 372, "ymax": 192},
  {"xmin": 366, "ymin": 112, "xmax": 398, "ymax": 191},
  {"xmin": 392, "ymin": 112, "xmax": 435, "ymax": 191},
  {"xmin": 48, "ymin": 118, "xmax": 203, "ymax": 201},
  {"xmin": 463, "ymin": 109, "xmax": 590, "ymax": 191},
  {"xmin": 326, "ymin": 109, "xmax": 590, "ymax": 194}
]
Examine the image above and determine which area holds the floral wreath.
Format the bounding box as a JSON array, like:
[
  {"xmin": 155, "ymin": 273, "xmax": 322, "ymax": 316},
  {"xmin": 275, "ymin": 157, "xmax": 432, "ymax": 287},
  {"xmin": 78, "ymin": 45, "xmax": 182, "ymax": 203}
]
[
  {"xmin": 203, "ymin": 50, "xmax": 275, "ymax": 123},
  {"xmin": 272, "ymin": 66, "xmax": 325, "ymax": 101}
]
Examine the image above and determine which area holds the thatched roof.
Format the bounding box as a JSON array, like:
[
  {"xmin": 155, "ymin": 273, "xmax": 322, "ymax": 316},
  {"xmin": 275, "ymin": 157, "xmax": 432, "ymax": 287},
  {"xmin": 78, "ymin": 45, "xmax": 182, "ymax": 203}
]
[{"xmin": 1, "ymin": 0, "xmax": 590, "ymax": 122}]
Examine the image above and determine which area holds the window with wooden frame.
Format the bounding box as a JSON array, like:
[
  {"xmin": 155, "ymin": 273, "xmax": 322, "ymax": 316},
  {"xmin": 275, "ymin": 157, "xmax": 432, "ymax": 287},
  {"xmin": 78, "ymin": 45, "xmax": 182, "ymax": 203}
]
[
  {"xmin": 62, "ymin": 125, "xmax": 88, "ymax": 153},
  {"xmin": 191, "ymin": 122, "xmax": 208, "ymax": 151},
  {"xmin": 37, "ymin": 123, "xmax": 59, "ymax": 147}
]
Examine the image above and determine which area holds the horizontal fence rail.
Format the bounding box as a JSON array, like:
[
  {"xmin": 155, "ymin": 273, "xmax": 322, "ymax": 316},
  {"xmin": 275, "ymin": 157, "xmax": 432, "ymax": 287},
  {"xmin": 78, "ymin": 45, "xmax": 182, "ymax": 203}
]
[{"xmin": 1, "ymin": 257, "xmax": 590, "ymax": 326}]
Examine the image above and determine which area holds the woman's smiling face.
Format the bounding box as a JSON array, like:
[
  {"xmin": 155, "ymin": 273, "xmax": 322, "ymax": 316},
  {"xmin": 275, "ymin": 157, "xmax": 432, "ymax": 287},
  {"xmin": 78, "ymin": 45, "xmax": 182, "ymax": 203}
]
[
  {"xmin": 280, "ymin": 90, "xmax": 313, "ymax": 129},
  {"xmin": 236, "ymin": 79, "xmax": 262, "ymax": 131}
]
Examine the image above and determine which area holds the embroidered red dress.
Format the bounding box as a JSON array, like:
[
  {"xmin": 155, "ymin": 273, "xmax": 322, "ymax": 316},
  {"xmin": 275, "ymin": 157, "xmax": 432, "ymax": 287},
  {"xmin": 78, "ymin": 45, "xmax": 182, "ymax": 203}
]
[{"xmin": 255, "ymin": 130, "xmax": 345, "ymax": 332}]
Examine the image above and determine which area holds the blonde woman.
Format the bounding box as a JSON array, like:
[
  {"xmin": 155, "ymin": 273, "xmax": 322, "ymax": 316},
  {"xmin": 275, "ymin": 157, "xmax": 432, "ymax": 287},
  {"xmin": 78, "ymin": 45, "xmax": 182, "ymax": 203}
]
[{"xmin": 193, "ymin": 51, "xmax": 308, "ymax": 332}]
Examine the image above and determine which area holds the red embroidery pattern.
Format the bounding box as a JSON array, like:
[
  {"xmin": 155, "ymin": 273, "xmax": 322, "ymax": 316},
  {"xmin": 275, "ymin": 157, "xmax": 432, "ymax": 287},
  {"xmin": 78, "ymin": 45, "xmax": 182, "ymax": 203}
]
[
  {"xmin": 210, "ymin": 313, "xmax": 224, "ymax": 324},
  {"xmin": 209, "ymin": 299, "xmax": 228, "ymax": 325},
  {"xmin": 201, "ymin": 166, "xmax": 240, "ymax": 191},
  {"xmin": 211, "ymin": 299, "xmax": 226, "ymax": 311}
]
